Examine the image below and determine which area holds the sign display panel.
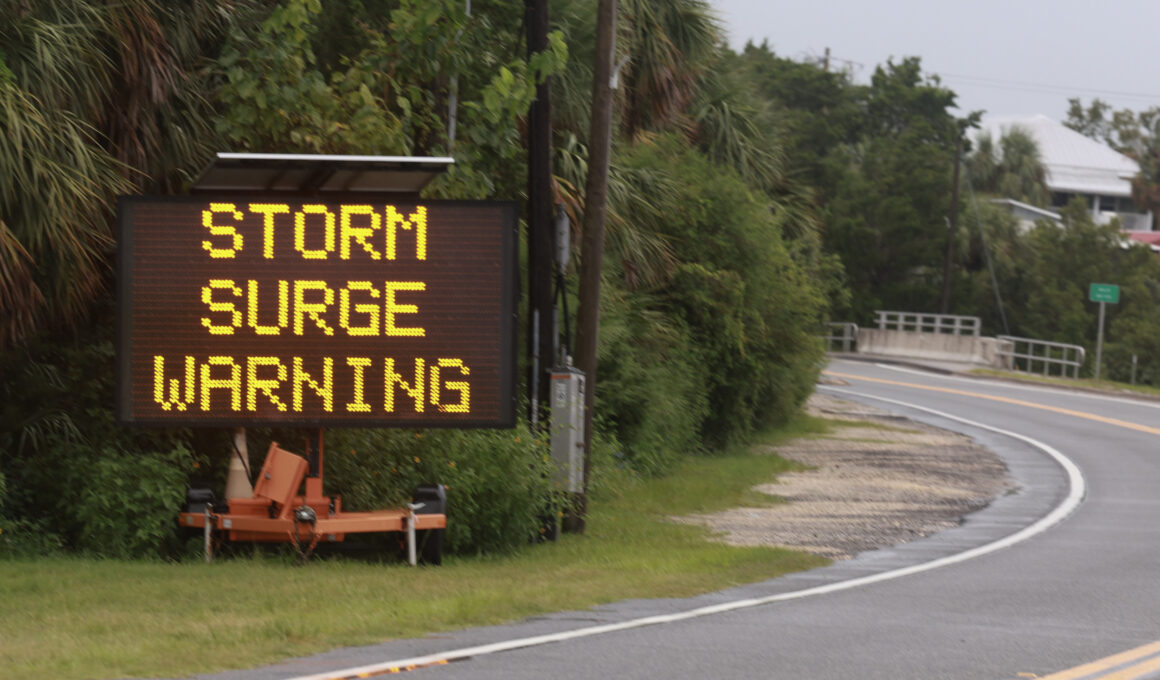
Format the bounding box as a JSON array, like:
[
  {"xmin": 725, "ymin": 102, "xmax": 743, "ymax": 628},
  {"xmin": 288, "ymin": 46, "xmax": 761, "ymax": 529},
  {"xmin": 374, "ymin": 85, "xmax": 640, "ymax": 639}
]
[
  {"xmin": 1089, "ymin": 283, "xmax": 1120, "ymax": 304},
  {"xmin": 117, "ymin": 196, "xmax": 517, "ymax": 427}
]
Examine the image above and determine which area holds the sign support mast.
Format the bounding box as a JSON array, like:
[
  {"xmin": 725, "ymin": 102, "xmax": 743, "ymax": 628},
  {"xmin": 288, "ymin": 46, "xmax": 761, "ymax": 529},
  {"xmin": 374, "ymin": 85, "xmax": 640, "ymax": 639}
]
[{"xmin": 1088, "ymin": 282, "xmax": 1119, "ymax": 382}]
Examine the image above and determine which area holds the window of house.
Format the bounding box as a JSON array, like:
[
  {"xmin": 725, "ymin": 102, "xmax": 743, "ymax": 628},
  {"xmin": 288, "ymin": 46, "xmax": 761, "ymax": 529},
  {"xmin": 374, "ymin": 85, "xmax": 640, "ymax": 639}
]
[{"xmin": 1117, "ymin": 196, "xmax": 1140, "ymax": 213}]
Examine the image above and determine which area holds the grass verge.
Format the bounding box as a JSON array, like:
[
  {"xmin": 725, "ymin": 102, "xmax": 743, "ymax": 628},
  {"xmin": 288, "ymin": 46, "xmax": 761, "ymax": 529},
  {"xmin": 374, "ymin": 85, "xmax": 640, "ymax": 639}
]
[
  {"xmin": 0, "ymin": 421, "xmax": 831, "ymax": 680},
  {"xmin": 968, "ymin": 368, "xmax": 1160, "ymax": 398}
]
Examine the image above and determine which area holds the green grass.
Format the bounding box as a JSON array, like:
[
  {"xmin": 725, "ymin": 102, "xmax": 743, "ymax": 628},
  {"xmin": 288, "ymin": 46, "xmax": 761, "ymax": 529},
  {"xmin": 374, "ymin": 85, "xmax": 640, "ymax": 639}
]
[
  {"xmin": 969, "ymin": 368, "xmax": 1160, "ymax": 398},
  {"xmin": 0, "ymin": 420, "xmax": 834, "ymax": 680},
  {"xmin": 751, "ymin": 413, "xmax": 917, "ymax": 439}
]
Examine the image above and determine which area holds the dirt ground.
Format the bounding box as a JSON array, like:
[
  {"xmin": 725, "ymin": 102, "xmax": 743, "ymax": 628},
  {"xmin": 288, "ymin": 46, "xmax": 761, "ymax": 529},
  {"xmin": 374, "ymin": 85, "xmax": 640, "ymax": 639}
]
[{"xmin": 676, "ymin": 390, "xmax": 1015, "ymax": 560}]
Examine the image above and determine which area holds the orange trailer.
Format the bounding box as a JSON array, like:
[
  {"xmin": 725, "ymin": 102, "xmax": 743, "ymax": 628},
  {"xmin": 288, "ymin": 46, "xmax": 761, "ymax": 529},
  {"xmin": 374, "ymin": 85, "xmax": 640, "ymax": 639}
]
[{"xmin": 180, "ymin": 436, "xmax": 446, "ymax": 564}]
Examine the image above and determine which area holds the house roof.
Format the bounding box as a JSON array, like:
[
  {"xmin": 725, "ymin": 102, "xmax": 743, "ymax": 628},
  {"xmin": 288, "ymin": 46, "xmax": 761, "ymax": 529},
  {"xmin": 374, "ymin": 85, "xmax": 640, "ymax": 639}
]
[
  {"xmin": 1128, "ymin": 231, "xmax": 1160, "ymax": 245},
  {"xmin": 988, "ymin": 197, "xmax": 1061, "ymax": 223},
  {"xmin": 976, "ymin": 115, "xmax": 1139, "ymax": 197}
]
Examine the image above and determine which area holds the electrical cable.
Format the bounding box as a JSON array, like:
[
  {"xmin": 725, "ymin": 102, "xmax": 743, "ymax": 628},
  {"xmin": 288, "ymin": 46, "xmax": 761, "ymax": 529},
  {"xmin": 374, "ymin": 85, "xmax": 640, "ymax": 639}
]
[
  {"xmin": 230, "ymin": 435, "xmax": 253, "ymax": 484},
  {"xmin": 963, "ymin": 166, "xmax": 1011, "ymax": 336},
  {"xmin": 813, "ymin": 51, "xmax": 1160, "ymax": 106},
  {"xmin": 938, "ymin": 71, "xmax": 1160, "ymax": 104},
  {"xmin": 555, "ymin": 272, "xmax": 571, "ymax": 363}
]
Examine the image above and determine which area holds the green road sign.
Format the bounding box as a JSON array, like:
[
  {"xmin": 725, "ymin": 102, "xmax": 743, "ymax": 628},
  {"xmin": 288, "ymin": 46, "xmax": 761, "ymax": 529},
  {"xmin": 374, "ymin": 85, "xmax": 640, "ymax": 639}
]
[{"xmin": 1089, "ymin": 283, "xmax": 1120, "ymax": 304}]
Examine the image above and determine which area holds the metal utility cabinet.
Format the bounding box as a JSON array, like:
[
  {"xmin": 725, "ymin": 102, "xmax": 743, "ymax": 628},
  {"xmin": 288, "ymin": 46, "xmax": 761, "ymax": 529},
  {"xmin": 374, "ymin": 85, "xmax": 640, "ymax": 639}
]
[{"xmin": 549, "ymin": 366, "xmax": 585, "ymax": 493}]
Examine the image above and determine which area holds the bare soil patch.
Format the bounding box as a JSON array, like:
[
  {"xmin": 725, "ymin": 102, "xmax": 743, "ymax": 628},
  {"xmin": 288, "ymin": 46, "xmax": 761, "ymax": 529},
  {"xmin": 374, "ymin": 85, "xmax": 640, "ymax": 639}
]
[{"xmin": 677, "ymin": 392, "xmax": 1015, "ymax": 560}]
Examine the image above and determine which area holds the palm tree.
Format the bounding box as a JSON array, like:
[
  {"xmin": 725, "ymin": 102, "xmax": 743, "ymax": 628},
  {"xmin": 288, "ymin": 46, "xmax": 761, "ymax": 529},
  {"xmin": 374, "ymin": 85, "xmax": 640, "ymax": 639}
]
[
  {"xmin": 0, "ymin": 81, "xmax": 127, "ymax": 348},
  {"xmin": 554, "ymin": 134, "xmax": 679, "ymax": 291},
  {"xmin": 551, "ymin": 0, "xmax": 722, "ymax": 142},
  {"xmin": 965, "ymin": 131, "xmax": 1000, "ymax": 193},
  {"xmin": 0, "ymin": 0, "xmax": 231, "ymax": 348},
  {"xmin": 619, "ymin": 0, "xmax": 721, "ymax": 139},
  {"xmin": 997, "ymin": 127, "xmax": 1050, "ymax": 207},
  {"xmin": 689, "ymin": 65, "xmax": 785, "ymax": 193},
  {"xmin": 967, "ymin": 126, "xmax": 1049, "ymax": 207}
]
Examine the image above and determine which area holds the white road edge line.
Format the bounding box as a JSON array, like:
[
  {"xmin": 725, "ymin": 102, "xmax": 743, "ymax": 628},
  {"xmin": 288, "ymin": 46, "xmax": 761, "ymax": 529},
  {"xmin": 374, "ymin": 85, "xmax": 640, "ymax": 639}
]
[{"xmin": 289, "ymin": 388, "xmax": 1087, "ymax": 680}]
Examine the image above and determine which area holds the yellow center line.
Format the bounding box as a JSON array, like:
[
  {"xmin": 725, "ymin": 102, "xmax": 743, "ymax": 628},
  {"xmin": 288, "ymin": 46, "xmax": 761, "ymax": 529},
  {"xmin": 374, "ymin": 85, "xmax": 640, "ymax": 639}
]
[
  {"xmin": 824, "ymin": 371, "xmax": 1160, "ymax": 437},
  {"xmin": 1102, "ymin": 653, "xmax": 1160, "ymax": 680},
  {"xmin": 1034, "ymin": 640, "xmax": 1160, "ymax": 679}
]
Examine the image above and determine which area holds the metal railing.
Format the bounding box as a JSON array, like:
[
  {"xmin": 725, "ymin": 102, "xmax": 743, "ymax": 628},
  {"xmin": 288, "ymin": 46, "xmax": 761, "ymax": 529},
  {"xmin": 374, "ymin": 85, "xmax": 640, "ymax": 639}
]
[
  {"xmin": 822, "ymin": 322, "xmax": 859, "ymax": 353},
  {"xmin": 874, "ymin": 311, "xmax": 981, "ymax": 337},
  {"xmin": 995, "ymin": 335, "xmax": 1086, "ymax": 379}
]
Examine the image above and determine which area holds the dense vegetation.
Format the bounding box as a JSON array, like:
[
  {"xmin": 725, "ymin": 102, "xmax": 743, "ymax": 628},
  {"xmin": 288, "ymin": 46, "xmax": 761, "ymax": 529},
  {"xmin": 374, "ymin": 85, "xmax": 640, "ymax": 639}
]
[
  {"xmin": 3, "ymin": 0, "xmax": 1158, "ymax": 560},
  {"xmin": 949, "ymin": 101, "xmax": 1160, "ymax": 384}
]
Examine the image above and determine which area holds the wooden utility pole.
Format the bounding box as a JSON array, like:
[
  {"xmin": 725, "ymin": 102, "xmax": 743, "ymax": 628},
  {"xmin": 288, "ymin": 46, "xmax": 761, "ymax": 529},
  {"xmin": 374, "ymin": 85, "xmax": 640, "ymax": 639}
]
[
  {"xmin": 526, "ymin": 0, "xmax": 555, "ymax": 427},
  {"xmin": 940, "ymin": 136, "xmax": 963, "ymax": 314},
  {"xmin": 572, "ymin": 0, "xmax": 618, "ymax": 533}
]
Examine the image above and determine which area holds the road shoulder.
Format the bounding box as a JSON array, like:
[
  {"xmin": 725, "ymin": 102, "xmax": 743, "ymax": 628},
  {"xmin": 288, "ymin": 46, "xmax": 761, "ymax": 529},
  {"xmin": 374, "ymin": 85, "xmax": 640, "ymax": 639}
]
[{"xmin": 677, "ymin": 392, "xmax": 1016, "ymax": 560}]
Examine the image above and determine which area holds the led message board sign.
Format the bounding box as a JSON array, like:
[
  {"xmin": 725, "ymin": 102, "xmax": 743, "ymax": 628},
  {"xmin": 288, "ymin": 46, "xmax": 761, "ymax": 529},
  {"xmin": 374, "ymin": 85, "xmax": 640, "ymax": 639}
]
[{"xmin": 117, "ymin": 197, "xmax": 517, "ymax": 427}]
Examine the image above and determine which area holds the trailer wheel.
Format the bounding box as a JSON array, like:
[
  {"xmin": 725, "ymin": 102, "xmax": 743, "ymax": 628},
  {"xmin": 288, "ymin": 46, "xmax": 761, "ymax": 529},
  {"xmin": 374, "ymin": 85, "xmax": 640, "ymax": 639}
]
[
  {"xmin": 412, "ymin": 484, "xmax": 447, "ymax": 566},
  {"xmin": 417, "ymin": 528, "xmax": 444, "ymax": 566}
]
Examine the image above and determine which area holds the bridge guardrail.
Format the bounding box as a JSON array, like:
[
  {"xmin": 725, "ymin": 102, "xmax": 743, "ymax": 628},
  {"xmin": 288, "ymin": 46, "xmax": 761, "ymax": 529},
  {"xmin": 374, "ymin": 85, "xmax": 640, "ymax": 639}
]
[
  {"xmin": 995, "ymin": 335, "xmax": 1086, "ymax": 379},
  {"xmin": 875, "ymin": 311, "xmax": 981, "ymax": 337},
  {"xmin": 822, "ymin": 322, "xmax": 859, "ymax": 353}
]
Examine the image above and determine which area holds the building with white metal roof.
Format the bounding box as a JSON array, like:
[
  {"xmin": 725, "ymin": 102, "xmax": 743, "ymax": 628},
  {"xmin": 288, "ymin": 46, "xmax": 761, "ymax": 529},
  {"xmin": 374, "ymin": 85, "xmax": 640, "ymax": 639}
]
[{"xmin": 976, "ymin": 114, "xmax": 1153, "ymax": 232}]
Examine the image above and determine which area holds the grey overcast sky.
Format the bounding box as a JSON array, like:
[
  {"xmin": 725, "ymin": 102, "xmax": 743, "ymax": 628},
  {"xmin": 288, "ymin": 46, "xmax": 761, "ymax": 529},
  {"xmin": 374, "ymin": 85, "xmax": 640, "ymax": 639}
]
[{"xmin": 711, "ymin": 0, "xmax": 1160, "ymax": 122}]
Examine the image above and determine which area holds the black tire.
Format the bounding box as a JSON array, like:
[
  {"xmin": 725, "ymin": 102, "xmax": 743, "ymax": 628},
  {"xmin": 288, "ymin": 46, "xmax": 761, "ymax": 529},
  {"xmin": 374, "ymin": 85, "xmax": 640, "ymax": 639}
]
[
  {"xmin": 417, "ymin": 528, "xmax": 444, "ymax": 566},
  {"xmin": 412, "ymin": 484, "xmax": 447, "ymax": 566}
]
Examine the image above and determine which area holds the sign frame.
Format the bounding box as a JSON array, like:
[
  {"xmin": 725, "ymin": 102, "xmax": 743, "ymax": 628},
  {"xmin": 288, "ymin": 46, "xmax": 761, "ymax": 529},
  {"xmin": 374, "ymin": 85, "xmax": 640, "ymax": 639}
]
[{"xmin": 116, "ymin": 195, "xmax": 518, "ymax": 428}]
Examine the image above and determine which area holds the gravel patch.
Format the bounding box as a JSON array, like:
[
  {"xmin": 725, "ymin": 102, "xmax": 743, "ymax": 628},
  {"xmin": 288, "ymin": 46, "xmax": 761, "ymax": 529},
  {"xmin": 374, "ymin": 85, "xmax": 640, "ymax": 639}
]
[{"xmin": 676, "ymin": 392, "xmax": 1015, "ymax": 560}]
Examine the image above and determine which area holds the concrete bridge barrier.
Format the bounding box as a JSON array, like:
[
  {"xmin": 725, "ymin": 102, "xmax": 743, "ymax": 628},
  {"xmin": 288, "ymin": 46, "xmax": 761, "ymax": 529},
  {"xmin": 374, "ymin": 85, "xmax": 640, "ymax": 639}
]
[
  {"xmin": 855, "ymin": 328, "xmax": 1007, "ymax": 368},
  {"xmin": 834, "ymin": 312, "xmax": 1086, "ymax": 375}
]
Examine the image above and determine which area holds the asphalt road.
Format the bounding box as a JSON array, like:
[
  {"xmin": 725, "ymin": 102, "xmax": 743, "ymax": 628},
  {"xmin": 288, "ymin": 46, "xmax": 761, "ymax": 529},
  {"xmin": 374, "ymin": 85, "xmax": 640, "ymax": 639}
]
[{"xmin": 198, "ymin": 358, "xmax": 1160, "ymax": 680}]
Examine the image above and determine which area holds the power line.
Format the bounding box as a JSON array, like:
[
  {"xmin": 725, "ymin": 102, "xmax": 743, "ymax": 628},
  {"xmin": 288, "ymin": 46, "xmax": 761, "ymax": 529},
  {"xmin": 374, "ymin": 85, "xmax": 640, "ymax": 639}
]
[
  {"xmin": 789, "ymin": 49, "xmax": 1160, "ymax": 107},
  {"xmin": 937, "ymin": 72, "xmax": 1160, "ymax": 104}
]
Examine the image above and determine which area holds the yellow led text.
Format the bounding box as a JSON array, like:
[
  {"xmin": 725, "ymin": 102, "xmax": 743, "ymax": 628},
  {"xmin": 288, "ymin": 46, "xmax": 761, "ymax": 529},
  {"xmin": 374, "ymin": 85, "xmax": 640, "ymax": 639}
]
[
  {"xmin": 152, "ymin": 355, "xmax": 471, "ymax": 414},
  {"xmin": 201, "ymin": 203, "xmax": 245, "ymax": 258},
  {"xmin": 199, "ymin": 279, "xmax": 426, "ymax": 337},
  {"xmin": 202, "ymin": 203, "xmax": 427, "ymax": 260}
]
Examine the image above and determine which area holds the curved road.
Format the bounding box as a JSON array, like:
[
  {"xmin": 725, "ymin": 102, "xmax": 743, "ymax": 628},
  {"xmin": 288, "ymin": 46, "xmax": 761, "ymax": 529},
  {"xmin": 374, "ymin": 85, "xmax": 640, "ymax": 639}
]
[{"xmin": 216, "ymin": 359, "xmax": 1160, "ymax": 680}]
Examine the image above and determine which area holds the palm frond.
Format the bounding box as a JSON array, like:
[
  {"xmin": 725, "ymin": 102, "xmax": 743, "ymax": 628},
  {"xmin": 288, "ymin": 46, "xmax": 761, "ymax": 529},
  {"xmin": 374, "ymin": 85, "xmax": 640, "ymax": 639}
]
[
  {"xmin": 550, "ymin": 0, "xmax": 599, "ymax": 139},
  {"xmin": 0, "ymin": 0, "xmax": 233, "ymax": 345},
  {"xmin": 690, "ymin": 84, "xmax": 785, "ymax": 191},
  {"xmin": 0, "ymin": 82, "xmax": 127, "ymax": 346},
  {"xmin": 620, "ymin": 0, "xmax": 722, "ymax": 136},
  {"xmin": 554, "ymin": 133, "xmax": 679, "ymax": 290},
  {"xmin": 968, "ymin": 126, "xmax": 1049, "ymax": 207}
]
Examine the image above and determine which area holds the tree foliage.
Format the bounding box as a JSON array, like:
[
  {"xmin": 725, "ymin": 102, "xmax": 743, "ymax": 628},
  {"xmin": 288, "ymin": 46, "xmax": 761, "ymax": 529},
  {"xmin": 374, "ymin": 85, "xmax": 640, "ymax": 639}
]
[
  {"xmin": 967, "ymin": 126, "xmax": 1050, "ymax": 207},
  {"xmin": 828, "ymin": 60, "xmax": 964, "ymax": 319},
  {"xmin": 960, "ymin": 199, "xmax": 1160, "ymax": 382},
  {"xmin": 1066, "ymin": 97, "xmax": 1160, "ymax": 221},
  {"xmin": 603, "ymin": 137, "xmax": 827, "ymax": 451},
  {"xmin": 2, "ymin": 0, "xmax": 850, "ymax": 558},
  {"xmin": 0, "ymin": 0, "xmax": 231, "ymax": 348},
  {"xmin": 619, "ymin": 0, "xmax": 721, "ymax": 138},
  {"xmin": 215, "ymin": 0, "xmax": 566, "ymax": 199}
]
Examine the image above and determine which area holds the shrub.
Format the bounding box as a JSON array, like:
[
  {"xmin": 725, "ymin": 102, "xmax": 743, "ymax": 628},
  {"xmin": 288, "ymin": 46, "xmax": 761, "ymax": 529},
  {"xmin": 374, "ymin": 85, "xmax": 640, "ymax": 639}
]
[
  {"xmin": 0, "ymin": 308, "xmax": 208, "ymax": 558},
  {"xmin": 74, "ymin": 445, "xmax": 195, "ymax": 559},
  {"xmin": 616, "ymin": 137, "xmax": 827, "ymax": 447},
  {"xmin": 0, "ymin": 517, "xmax": 65, "ymax": 558},
  {"xmin": 323, "ymin": 423, "xmax": 556, "ymax": 555},
  {"xmin": 595, "ymin": 291, "xmax": 707, "ymax": 475}
]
